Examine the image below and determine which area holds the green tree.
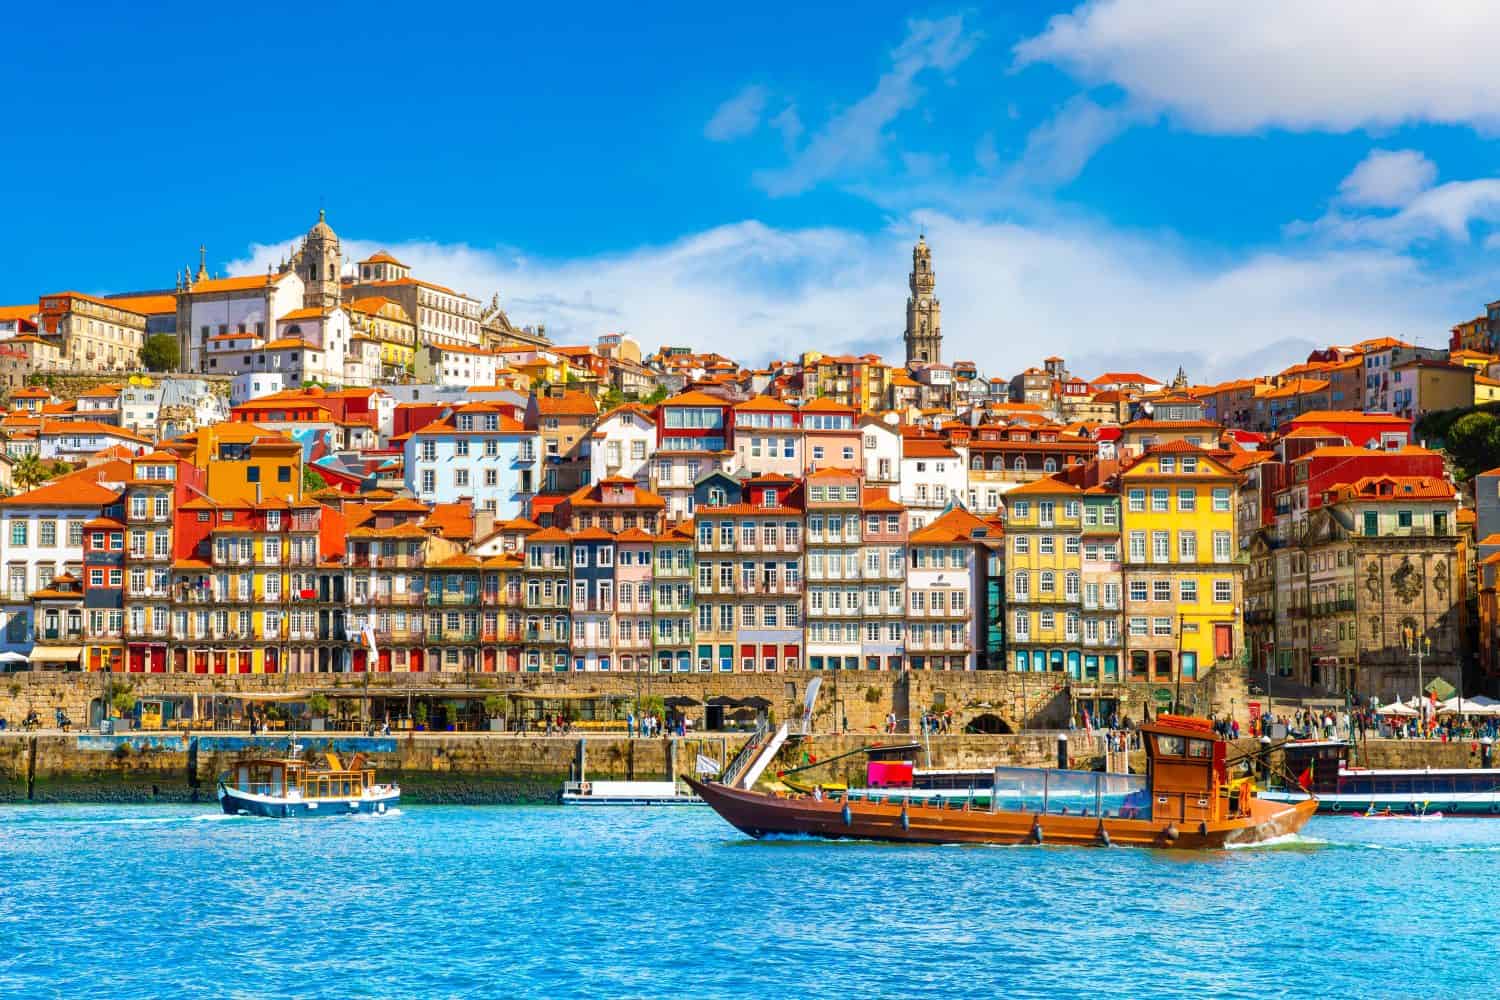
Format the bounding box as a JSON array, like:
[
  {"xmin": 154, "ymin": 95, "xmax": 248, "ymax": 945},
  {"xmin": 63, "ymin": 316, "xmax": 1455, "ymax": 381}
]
[
  {"xmin": 1444, "ymin": 411, "xmax": 1500, "ymax": 480},
  {"xmin": 642, "ymin": 385, "xmax": 668, "ymax": 405},
  {"xmin": 139, "ymin": 334, "xmax": 180, "ymax": 372},
  {"xmin": 12, "ymin": 453, "xmax": 46, "ymax": 491},
  {"xmin": 301, "ymin": 465, "xmax": 326, "ymax": 494}
]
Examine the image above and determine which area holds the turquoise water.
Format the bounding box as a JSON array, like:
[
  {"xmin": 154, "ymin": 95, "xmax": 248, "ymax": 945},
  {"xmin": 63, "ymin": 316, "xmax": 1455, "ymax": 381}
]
[{"xmin": 1, "ymin": 805, "xmax": 1496, "ymax": 999}]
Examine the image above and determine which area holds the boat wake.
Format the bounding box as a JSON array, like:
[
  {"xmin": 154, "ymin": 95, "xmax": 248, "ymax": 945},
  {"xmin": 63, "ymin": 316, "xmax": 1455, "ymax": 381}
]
[{"xmin": 1225, "ymin": 833, "xmax": 1325, "ymax": 850}]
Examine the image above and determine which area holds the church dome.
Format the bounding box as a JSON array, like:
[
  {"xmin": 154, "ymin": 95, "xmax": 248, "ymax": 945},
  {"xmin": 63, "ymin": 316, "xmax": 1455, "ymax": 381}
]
[{"xmin": 308, "ymin": 208, "xmax": 337, "ymax": 241}]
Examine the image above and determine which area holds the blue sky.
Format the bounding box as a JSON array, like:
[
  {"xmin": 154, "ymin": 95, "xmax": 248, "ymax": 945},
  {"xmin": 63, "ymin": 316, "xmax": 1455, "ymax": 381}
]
[{"xmin": 7, "ymin": 1, "xmax": 1500, "ymax": 379}]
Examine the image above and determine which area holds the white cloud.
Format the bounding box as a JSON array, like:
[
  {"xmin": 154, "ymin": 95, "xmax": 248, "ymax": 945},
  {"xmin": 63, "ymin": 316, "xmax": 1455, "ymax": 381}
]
[
  {"xmin": 1311, "ymin": 178, "xmax": 1500, "ymax": 245},
  {"xmin": 1338, "ymin": 149, "xmax": 1437, "ymax": 208},
  {"xmin": 227, "ymin": 213, "xmax": 1468, "ymax": 382},
  {"xmin": 753, "ymin": 15, "xmax": 977, "ymax": 196},
  {"xmin": 1015, "ymin": 1, "xmax": 1500, "ymax": 134},
  {"xmin": 768, "ymin": 104, "xmax": 803, "ymax": 150},
  {"xmin": 1011, "ymin": 95, "xmax": 1143, "ymax": 185},
  {"xmin": 705, "ymin": 85, "xmax": 768, "ymax": 142}
]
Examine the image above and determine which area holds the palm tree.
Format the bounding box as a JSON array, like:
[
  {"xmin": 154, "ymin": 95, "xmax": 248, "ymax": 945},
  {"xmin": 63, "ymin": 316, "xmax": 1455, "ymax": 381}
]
[{"xmin": 12, "ymin": 453, "xmax": 45, "ymax": 492}]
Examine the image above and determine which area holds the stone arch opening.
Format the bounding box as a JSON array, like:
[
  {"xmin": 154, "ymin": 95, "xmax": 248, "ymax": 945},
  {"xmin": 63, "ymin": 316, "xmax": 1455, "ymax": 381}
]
[{"xmin": 965, "ymin": 713, "xmax": 1014, "ymax": 735}]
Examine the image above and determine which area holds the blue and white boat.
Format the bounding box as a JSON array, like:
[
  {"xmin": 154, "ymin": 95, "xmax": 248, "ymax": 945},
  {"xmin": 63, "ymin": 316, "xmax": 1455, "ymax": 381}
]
[
  {"xmin": 217, "ymin": 748, "xmax": 400, "ymax": 818},
  {"xmin": 1259, "ymin": 740, "xmax": 1500, "ymax": 816}
]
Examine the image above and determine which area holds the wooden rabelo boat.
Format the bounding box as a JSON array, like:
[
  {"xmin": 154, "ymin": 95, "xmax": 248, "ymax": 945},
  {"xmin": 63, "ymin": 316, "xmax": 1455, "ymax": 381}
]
[{"xmin": 686, "ymin": 714, "xmax": 1316, "ymax": 849}]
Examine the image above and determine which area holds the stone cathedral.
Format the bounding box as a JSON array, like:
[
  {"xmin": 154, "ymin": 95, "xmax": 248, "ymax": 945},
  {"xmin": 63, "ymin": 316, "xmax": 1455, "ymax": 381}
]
[{"xmin": 903, "ymin": 234, "xmax": 942, "ymax": 365}]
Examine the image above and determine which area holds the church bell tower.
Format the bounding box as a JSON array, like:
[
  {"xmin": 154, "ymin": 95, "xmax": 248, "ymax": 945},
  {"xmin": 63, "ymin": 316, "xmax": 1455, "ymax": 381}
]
[
  {"xmin": 904, "ymin": 234, "xmax": 941, "ymax": 365},
  {"xmin": 294, "ymin": 209, "xmax": 343, "ymax": 311}
]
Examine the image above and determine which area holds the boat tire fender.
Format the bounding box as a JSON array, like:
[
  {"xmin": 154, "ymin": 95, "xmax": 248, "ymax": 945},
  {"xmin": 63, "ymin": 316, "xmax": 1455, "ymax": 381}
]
[
  {"xmin": 1330, "ymin": 801, "xmax": 1342, "ymax": 813},
  {"xmin": 1490, "ymin": 802, "xmax": 1500, "ymax": 815},
  {"xmin": 841, "ymin": 803, "xmax": 852, "ymax": 827},
  {"xmin": 1096, "ymin": 824, "xmax": 1110, "ymax": 848},
  {"xmin": 1163, "ymin": 824, "xmax": 1179, "ymax": 843},
  {"xmin": 1198, "ymin": 821, "xmax": 1208, "ymax": 837},
  {"xmin": 899, "ymin": 807, "xmax": 910, "ymax": 831},
  {"xmin": 1030, "ymin": 818, "xmax": 1043, "ymax": 844}
]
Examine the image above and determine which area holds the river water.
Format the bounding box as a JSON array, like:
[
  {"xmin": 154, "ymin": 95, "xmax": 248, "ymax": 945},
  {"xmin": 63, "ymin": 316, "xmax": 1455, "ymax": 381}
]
[{"xmin": 0, "ymin": 804, "xmax": 1494, "ymax": 998}]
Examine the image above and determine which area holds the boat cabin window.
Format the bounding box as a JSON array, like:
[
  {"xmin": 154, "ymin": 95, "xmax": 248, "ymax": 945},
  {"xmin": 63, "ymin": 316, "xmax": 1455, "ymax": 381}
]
[
  {"xmin": 1157, "ymin": 735, "xmax": 1184, "ymax": 756},
  {"xmin": 1186, "ymin": 739, "xmax": 1212, "ymax": 759}
]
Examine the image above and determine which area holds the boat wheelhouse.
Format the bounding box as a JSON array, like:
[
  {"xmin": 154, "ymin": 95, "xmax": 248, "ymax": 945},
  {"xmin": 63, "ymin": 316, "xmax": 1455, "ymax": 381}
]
[{"xmin": 217, "ymin": 749, "xmax": 400, "ymax": 818}]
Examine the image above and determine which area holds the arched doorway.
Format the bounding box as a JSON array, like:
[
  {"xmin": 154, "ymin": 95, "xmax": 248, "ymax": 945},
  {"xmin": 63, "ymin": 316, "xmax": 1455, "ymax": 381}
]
[{"xmin": 965, "ymin": 713, "xmax": 1014, "ymax": 735}]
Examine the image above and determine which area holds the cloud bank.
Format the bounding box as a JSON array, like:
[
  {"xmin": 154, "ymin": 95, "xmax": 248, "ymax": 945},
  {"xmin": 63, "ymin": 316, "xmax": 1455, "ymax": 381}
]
[
  {"xmin": 1015, "ymin": 0, "xmax": 1500, "ymax": 133},
  {"xmin": 228, "ymin": 211, "xmax": 1468, "ymax": 384}
]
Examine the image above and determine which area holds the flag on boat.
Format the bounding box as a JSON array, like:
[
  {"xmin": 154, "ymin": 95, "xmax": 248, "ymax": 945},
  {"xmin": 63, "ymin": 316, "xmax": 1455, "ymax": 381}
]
[
  {"xmin": 695, "ymin": 754, "xmax": 721, "ymax": 776},
  {"xmin": 1297, "ymin": 767, "xmax": 1313, "ymax": 791}
]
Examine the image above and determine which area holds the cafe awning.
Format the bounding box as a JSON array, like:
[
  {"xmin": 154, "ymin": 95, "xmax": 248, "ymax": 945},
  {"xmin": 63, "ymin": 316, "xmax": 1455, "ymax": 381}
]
[
  {"xmin": 664, "ymin": 696, "xmax": 701, "ymax": 707},
  {"xmin": 27, "ymin": 646, "xmax": 82, "ymax": 664}
]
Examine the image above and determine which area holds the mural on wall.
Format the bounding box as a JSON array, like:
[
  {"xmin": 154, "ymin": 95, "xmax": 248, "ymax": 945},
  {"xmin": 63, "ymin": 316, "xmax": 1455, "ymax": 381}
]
[{"xmin": 288, "ymin": 426, "xmax": 337, "ymax": 468}]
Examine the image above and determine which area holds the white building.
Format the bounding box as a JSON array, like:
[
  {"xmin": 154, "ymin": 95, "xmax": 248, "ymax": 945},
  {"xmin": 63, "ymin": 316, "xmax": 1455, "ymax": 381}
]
[
  {"xmin": 178, "ymin": 270, "xmax": 304, "ymax": 373},
  {"xmin": 37, "ymin": 421, "xmax": 151, "ymax": 461},
  {"xmin": 860, "ymin": 416, "xmax": 901, "ymax": 493},
  {"xmin": 588, "ymin": 404, "xmax": 656, "ymax": 485},
  {"xmin": 0, "ymin": 471, "xmax": 124, "ymax": 667},
  {"xmin": 231, "ymin": 372, "xmax": 288, "ymax": 406},
  {"xmin": 343, "ymin": 335, "xmax": 383, "ymax": 387},
  {"xmin": 414, "ymin": 343, "xmax": 503, "ymax": 387},
  {"xmin": 898, "ymin": 437, "xmax": 967, "ymax": 530}
]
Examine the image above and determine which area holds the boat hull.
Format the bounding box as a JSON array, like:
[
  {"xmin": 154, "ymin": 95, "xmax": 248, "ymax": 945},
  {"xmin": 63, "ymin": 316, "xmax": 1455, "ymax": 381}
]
[
  {"xmin": 1260, "ymin": 789, "xmax": 1500, "ymax": 816},
  {"xmin": 685, "ymin": 777, "xmax": 1316, "ymax": 849},
  {"xmin": 559, "ymin": 794, "xmax": 705, "ymax": 806},
  {"xmin": 217, "ymin": 782, "xmax": 400, "ymax": 819}
]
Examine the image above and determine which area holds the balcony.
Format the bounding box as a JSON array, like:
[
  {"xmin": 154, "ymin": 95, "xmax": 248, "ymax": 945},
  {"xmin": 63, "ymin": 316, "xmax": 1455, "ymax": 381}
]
[
  {"xmin": 369, "ymin": 592, "xmax": 424, "ymax": 608},
  {"xmin": 37, "ymin": 627, "xmax": 85, "ymax": 643}
]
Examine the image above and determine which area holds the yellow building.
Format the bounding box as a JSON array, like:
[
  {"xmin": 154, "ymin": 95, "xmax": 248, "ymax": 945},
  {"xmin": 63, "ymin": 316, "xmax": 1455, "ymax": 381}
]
[
  {"xmin": 800, "ymin": 352, "xmax": 894, "ymax": 413},
  {"xmin": 347, "ymin": 296, "xmax": 417, "ymax": 378},
  {"xmin": 1476, "ymin": 373, "xmax": 1500, "ymax": 406},
  {"xmin": 1004, "ymin": 476, "xmax": 1086, "ymax": 674},
  {"xmin": 1119, "ymin": 443, "xmax": 1242, "ymax": 685}
]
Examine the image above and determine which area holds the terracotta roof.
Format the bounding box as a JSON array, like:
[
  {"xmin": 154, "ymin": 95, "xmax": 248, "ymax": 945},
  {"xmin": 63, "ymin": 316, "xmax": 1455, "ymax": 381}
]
[
  {"xmin": 423, "ymin": 502, "xmax": 475, "ymax": 541},
  {"xmin": 902, "ymin": 439, "xmax": 959, "ymax": 459},
  {"xmin": 189, "ymin": 273, "xmax": 290, "ymax": 294},
  {"xmin": 909, "ymin": 506, "xmax": 1002, "ymax": 544},
  {"xmin": 1286, "ymin": 410, "xmax": 1409, "ymax": 425},
  {"xmin": 614, "ymin": 527, "xmax": 657, "ymax": 543},
  {"xmin": 799, "ymin": 397, "xmax": 856, "ymax": 413},
  {"xmin": 526, "ymin": 527, "xmax": 572, "ymax": 543},
  {"xmin": 732, "ymin": 394, "xmax": 795, "ymax": 412},
  {"xmin": 361, "ymin": 250, "xmax": 406, "ymax": 267},
  {"xmin": 533, "ymin": 391, "xmax": 598, "ymax": 417},
  {"xmin": 279, "ymin": 306, "xmax": 332, "ymax": 322},
  {"xmin": 1329, "ymin": 475, "xmax": 1455, "ymax": 502},
  {"xmin": 660, "ymin": 390, "xmax": 729, "ymax": 407},
  {"xmin": 1003, "ymin": 475, "xmax": 1083, "ymax": 497},
  {"xmin": 0, "ymin": 474, "xmax": 120, "ymax": 507},
  {"xmin": 103, "ymin": 293, "xmax": 176, "ymax": 316}
]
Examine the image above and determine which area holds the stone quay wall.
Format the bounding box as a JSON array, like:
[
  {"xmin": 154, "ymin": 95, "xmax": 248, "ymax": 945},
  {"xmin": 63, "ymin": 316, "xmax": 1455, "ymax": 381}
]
[
  {"xmin": 0, "ymin": 666, "xmax": 1252, "ymax": 738},
  {"xmin": 0, "ymin": 731, "xmax": 1069, "ymax": 805}
]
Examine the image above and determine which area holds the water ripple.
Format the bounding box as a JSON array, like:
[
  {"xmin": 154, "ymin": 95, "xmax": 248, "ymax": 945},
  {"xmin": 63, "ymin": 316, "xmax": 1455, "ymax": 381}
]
[{"xmin": 0, "ymin": 806, "xmax": 1497, "ymax": 998}]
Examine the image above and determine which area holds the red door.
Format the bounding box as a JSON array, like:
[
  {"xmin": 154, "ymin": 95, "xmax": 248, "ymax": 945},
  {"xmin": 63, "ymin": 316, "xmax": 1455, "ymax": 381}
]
[
  {"xmin": 1213, "ymin": 624, "xmax": 1233, "ymax": 660},
  {"xmin": 150, "ymin": 648, "xmax": 166, "ymax": 673}
]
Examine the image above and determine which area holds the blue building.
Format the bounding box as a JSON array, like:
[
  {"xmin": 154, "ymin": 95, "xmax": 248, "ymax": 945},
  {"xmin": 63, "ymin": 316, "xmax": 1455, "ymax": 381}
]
[{"xmin": 403, "ymin": 403, "xmax": 539, "ymax": 518}]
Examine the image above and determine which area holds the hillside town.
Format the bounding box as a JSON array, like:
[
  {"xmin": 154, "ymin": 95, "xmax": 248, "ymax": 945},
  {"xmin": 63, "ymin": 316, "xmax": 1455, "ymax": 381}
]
[{"xmin": 0, "ymin": 210, "xmax": 1496, "ymax": 717}]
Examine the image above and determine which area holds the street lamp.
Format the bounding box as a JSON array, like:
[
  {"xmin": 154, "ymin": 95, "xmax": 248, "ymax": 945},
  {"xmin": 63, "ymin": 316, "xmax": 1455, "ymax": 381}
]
[{"xmin": 1403, "ymin": 626, "xmax": 1432, "ymax": 728}]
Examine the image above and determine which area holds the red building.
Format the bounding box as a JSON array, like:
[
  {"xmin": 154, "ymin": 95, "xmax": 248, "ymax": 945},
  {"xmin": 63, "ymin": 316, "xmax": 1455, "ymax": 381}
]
[{"xmin": 1282, "ymin": 410, "xmax": 1411, "ymax": 449}]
